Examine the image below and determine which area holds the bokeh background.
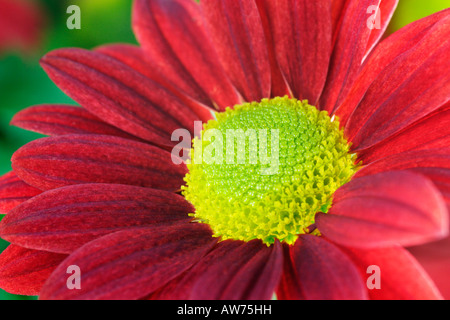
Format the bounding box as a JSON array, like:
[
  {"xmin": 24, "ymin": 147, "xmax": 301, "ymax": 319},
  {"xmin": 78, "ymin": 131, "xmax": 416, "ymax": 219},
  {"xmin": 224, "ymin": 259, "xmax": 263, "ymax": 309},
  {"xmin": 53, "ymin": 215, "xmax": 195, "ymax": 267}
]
[{"xmin": 0, "ymin": 0, "xmax": 448, "ymax": 300}]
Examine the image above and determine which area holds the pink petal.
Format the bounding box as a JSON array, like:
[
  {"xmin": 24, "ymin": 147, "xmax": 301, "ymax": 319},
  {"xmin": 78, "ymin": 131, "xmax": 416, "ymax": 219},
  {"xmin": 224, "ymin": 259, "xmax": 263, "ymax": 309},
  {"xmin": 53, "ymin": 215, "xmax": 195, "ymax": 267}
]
[
  {"xmin": 39, "ymin": 224, "xmax": 217, "ymax": 300},
  {"xmin": 256, "ymin": 0, "xmax": 332, "ymax": 104},
  {"xmin": 0, "ymin": 171, "xmax": 41, "ymax": 214},
  {"xmin": 356, "ymin": 148, "xmax": 450, "ymax": 209},
  {"xmin": 40, "ymin": 48, "xmax": 200, "ymax": 147},
  {"xmin": 340, "ymin": 245, "xmax": 443, "ymax": 299},
  {"xmin": 133, "ymin": 0, "xmax": 242, "ymax": 110},
  {"xmin": 291, "ymin": 235, "xmax": 368, "ymax": 300},
  {"xmin": 316, "ymin": 171, "xmax": 449, "ymax": 248},
  {"xmin": 335, "ymin": 8, "xmax": 450, "ymax": 126},
  {"xmin": 319, "ymin": 0, "xmax": 398, "ymax": 113},
  {"xmin": 357, "ymin": 103, "xmax": 450, "ymax": 164},
  {"xmin": 357, "ymin": 148, "xmax": 450, "ymax": 177},
  {"xmin": 11, "ymin": 104, "xmax": 139, "ymax": 139},
  {"xmin": 201, "ymin": 0, "xmax": 271, "ymax": 102},
  {"xmin": 0, "ymin": 244, "xmax": 66, "ymax": 296},
  {"xmin": 344, "ymin": 11, "xmax": 450, "ymax": 151},
  {"xmin": 12, "ymin": 135, "xmax": 186, "ymax": 191},
  {"xmin": 95, "ymin": 44, "xmax": 214, "ymax": 123},
  {"xmin": 0, "ymin": 184, "xmax": 193, "ymax": 254},
  {"xmin": 408, "ymin": 237, "xmax": 450, "ymax": 299},
  {"xmin": 412, "ymin": 168, "xmax": 450, "ymax": 211}
]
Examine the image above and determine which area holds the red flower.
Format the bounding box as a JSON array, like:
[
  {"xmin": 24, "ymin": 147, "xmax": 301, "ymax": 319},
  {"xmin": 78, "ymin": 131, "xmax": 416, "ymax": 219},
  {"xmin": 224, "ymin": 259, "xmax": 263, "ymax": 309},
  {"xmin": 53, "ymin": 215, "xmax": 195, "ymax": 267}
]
[
  {"xmin": 0, "ymin": 0, "xmax": 449, "ymax": 300},
  {"xmin": 0, "ymin": 0, "xmax": 45, "ymax": 55}
]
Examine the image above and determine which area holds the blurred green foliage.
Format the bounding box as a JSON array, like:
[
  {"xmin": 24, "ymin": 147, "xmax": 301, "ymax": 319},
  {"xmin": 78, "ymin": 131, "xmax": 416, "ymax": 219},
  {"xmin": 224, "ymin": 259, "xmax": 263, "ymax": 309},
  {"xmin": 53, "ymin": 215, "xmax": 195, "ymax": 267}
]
[{"xmin": 0, "ymin": 0, "xmax": 448, "ymax": 300}]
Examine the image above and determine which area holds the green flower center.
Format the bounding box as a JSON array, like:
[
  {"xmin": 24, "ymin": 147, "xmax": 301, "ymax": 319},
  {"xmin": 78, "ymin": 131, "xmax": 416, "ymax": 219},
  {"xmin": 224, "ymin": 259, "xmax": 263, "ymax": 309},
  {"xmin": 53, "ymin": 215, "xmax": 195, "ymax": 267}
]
[{"xmin": 183, "ymin": 97, "xmax": 358, "ymax": 245}]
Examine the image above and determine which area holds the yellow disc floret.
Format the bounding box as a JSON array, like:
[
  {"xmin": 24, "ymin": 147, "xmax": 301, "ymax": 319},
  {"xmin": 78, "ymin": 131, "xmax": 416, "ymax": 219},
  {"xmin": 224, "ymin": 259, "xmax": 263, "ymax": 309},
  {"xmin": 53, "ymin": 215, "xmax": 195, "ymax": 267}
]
[{"xmin": 183, "ymin": 97, "xmax": 358, "ymax": 245}]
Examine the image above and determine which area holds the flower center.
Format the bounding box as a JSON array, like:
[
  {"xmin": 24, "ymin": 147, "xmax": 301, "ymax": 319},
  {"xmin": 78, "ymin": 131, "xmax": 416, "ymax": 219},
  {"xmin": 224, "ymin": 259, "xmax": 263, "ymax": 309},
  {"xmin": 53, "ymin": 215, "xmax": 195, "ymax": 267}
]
[{"xmin": 183, "ymin": 97, "xmax": 358, "ymax": 245}]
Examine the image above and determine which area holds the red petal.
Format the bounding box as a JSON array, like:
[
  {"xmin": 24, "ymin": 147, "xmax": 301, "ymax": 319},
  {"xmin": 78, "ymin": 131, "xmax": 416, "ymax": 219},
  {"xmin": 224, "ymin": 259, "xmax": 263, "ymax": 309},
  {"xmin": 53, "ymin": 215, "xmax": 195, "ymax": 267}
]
[
  {"xmin": 39, "ymin": 224, "xmax": 217, "ymax": 300},
  {"xmin": 131, "ymin": 7, "xmax": 215, "ymax": 112},
  {"xmin": 256, "ymin": 0, "xmax": 332, "ymax": 104},
  {"xmin": 218, "ymin": 240, "xmax": 282, "ymax": 300},
  {"xmin": 340, "ymin": 245, "xmax": 443, "ymax": 299},
  {"xmin": 11, "ymin": 104, "xmax": 139, "ymax": 139},
  {"xmin": 201, "ymin": 0, "xmax": 271, "ymax": 102},
  {"xmin": 0, "ymin": 171, "xmax": 41, "ymax": 214},
  {"xmin": 316, "ymin": 171, "xmax": 449, "ymax": 248},
  {"xmin": 133, "ymin": 0, "xmax": 242, "ymax": 110},
  {"xmin": 95, "ymin": 44, "xmax": 214, "ymax": 123},
  {"xmin": 0, "ymin": 184, "xmax": 192, "ymax": 254},
  {"xmin": 0, "ymin": 244, "xmax": 66, "ymax": 296},
  {"xmin": 291, "ymin": 235, "xmax": 368, "ymax": 300},
  {"xmin": 357, "ymin": 148, "xmax": 450, "ymax": 177},
  {"xmin": 363, "ymin": 0, "xmax": 398, "ymax": 59},
  {"xmin": 192, "ymin": 240, "xmax": 282, "ymax": 300},
  {"xmin": 40, "ymin": 48, "xmax": 200, "ymax": 147},
  {"xmin": 344, "ymin": 12, "xmax": 450, "ymax": 151},
  {"xmin": 408, "ymin": 237, "xmax": 450, "ymax": 299},
  {"xmin": 252, "ymin": 0, "xmax": 290, "ymax": 97},
  {"xmin": 12, "ymin": 135, "xmax": 186, "ymax": 191},
  {"xmin": 154, "ymin": 239, "xmax": 283, "ymax": 300},
  {"xmin": 336, "ymin": 8, "xmax": 450, "ymax": 127},
  {"xmin": 319, "ymin": 0, "xmax": 397, "ymax": 113},
  {"xmin": 275, "ymin": 243, "xmax": 305, "ymax": 300},
  {"xmin": 331, "ymin": 0, "xmax": 346, "ymax": 37},
  {"xmin": 412, "ymin": 168, "xmax": 450, "ymax": 211},
  {"xmin": 357, "ymin": 103, "xmax": 450, "ymax": 164}
]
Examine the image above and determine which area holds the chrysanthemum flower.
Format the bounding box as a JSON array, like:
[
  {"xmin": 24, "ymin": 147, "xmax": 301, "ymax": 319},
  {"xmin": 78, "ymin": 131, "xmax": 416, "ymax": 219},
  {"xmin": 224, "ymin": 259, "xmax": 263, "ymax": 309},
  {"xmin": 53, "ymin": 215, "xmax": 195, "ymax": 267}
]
[
  {"xmin": 0, "ymin": 0, "xmax": 44, "ymax": 55},
  {"xmin": 0, "ymin": 0, "xmax": 449, "ymax": 300}
]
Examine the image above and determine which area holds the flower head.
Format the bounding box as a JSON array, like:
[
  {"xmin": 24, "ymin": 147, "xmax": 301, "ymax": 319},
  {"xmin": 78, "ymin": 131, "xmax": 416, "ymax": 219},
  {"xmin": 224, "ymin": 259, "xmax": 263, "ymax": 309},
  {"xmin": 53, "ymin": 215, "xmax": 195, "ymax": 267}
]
[
  {"xmin": 0, "ymin": 0, "xmax": 449, "ymax": 300},
  {"xmin": 0, "ymin": 0, "xmax": 45, "ymax": 55}
]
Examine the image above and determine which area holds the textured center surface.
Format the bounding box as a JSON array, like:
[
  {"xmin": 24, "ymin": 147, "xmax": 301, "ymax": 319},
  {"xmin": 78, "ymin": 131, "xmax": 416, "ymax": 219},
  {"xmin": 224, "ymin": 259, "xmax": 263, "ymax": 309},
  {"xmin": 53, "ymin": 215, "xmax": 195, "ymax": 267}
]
[{"xmin": 183, "ymin": 97, "xmax": 357, "ymax": 245}]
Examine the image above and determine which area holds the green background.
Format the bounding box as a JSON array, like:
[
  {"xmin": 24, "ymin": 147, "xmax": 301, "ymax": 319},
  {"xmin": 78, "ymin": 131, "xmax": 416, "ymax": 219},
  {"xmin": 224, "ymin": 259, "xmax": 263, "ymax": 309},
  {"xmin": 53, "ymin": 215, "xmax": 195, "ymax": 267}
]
[{"xmin": 0, "ymin": 0, "xmax": 448, "ymax": 300}]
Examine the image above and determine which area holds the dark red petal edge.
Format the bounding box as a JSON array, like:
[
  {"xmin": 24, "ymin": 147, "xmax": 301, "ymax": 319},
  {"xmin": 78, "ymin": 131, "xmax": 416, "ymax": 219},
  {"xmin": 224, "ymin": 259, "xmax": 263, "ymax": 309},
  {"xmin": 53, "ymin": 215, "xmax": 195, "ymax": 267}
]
[
  {"xmin": 133, "ymin": 0, "xmax": 242, "ymax": 110},
  {"xmin": 256, "ymin": 0, "xmax": 332, "ymax": 104},
  {"xmin": 0, "ymin": 171, "xmax": 41, "ymax": 214},
  {"xmin": 0, "ymin": 244, "xmax": 67, "ymax": 296},
  {"xmin": 40, "ymin": 223, "xmax": 217, "ymax": 300},
  {"xmin": 11, "ymin": 104, "xmax": 140, "ymax": 140},
  {"xmin": 0, "ymin": 183, "xmax": 193, "ymax": 254},
  {"xmin": 290, "ymin": 235, "xmax": 368, "ymax": 300},
  {"xmin": 40, "ymin": 48, "xmax": 200, "ymax": 147},
  {"xmin": 201, "ymin": 0, "xmax": 271, "ymax": 102},
  {"xmin": 150, "ymin": 239, "xmax": 283, "ymax": 300},
  {"xmin": 11, "ymin": 134, "xmax": 186, "ymax": 191}
]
